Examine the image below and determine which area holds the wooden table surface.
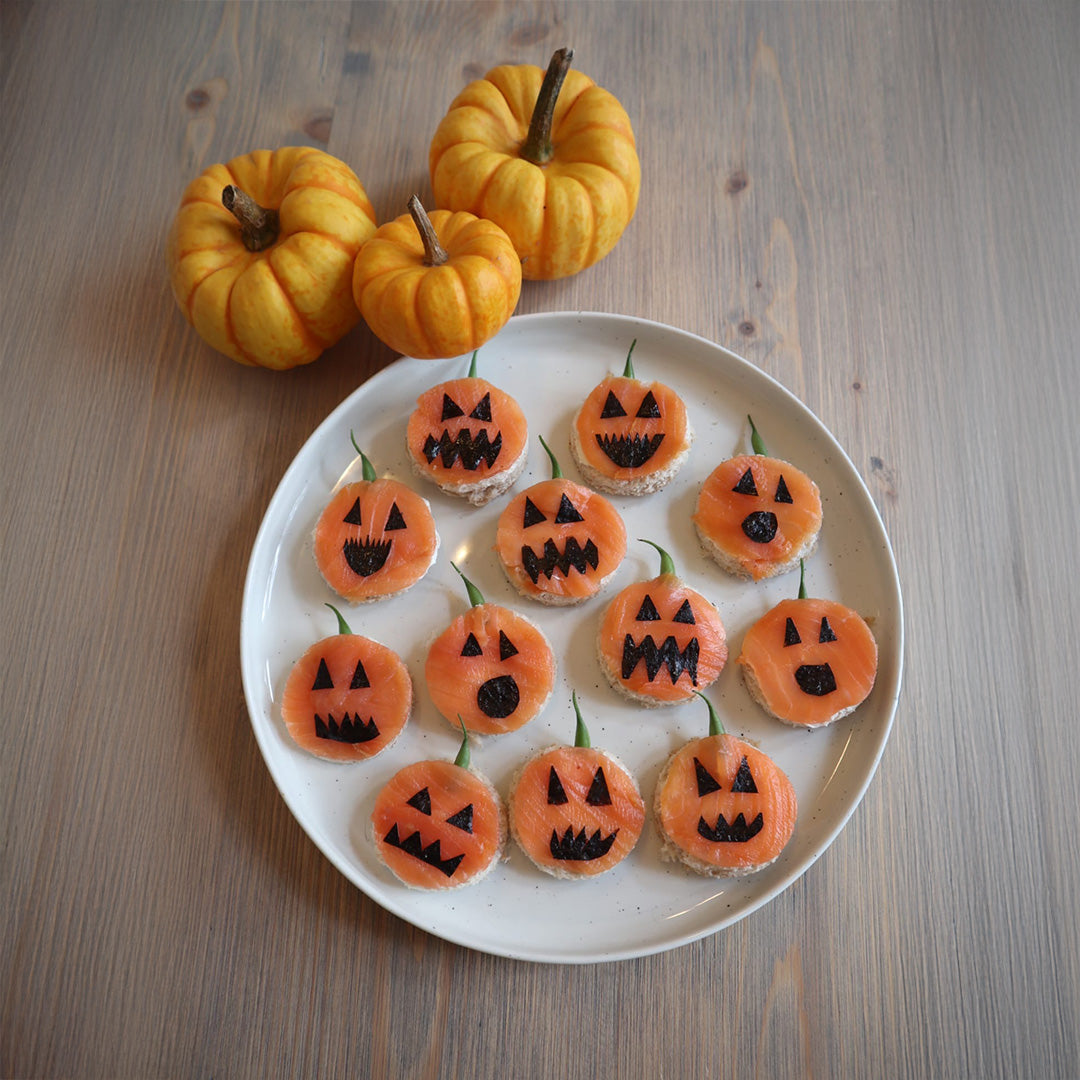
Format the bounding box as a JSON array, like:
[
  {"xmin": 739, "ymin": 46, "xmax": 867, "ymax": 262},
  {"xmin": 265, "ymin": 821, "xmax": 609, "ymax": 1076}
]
[{"xmin": 4, "ymin": 2, "xmax": 1078, "ymax": 1076}]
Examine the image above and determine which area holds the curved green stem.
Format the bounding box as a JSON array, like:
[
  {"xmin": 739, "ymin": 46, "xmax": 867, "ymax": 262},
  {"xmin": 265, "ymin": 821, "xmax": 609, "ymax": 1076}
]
[
  {"xmin": 693, "ymin": 690, "xmax": 725, "ymax": 737},
  {"xmin": 639, "ymin": 538, "xmax": 676, "ymax": 577},
  {"xmin": 454, "ymin": 716, "xmax": 471, "ymax": 768},
  {"xmin": 538, "ymin": 434, "xmax": 563, "ymax": 479},
  {"xmin": 467, "ymin": 350, "xmax": 479, "ymax": 378},
  {"xmin": 519, "ymin": 47, "xmax": 574, "ymax": 166},
  {"xmin": 571, "ymin": 691, "xmax": 591, "ymax": 748},
  {"xmin": 451, "ymin": 561, "xmax": 486, "ymax": 607},
  {"xmin": 748, "ymin": 415, "xmax": 768, "ymax": 456},
  {"xmin": 349, "ymin": 431, "xmax": 377, "ymax": 481},
  {"xmin": 622, "ymin": 339, "xmax": 638, "ymax": 379},
  {"xmin": 798, "ymin": 558, "xmax": 807, "ymax": 599},
  {"xmin": 325, "ymin": 602, "xmax": 353, "ymax": 636}
]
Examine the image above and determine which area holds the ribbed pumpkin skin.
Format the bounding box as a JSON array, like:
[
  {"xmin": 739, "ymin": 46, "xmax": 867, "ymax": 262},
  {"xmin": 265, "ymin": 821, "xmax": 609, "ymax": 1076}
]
[
  {"xmin": 351, "ymin": 208, "xmax": 522, "ymax": 360},
  {"xmin": 429, "ymin": 64, "xmax": 640, "ymax": 280},
  {"xmin": 167, "ymin": 147, "xmax": 377, "ymax": 369}
]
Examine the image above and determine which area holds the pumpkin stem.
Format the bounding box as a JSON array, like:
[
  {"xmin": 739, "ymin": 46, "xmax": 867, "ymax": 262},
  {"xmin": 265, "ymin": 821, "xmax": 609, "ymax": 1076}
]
[
  {"xmin": 519, "ymin": 47, "xmax": 574, "ymax": 166},
  {"xmin": 693, "ymin": 690, "xmax": 725, "ymax": 737},
  {"xmin": 622, "ymin": 339, "xmax": 638, "ymax": 379},
  {"xmin": 639, "ymin": 538, "xmax": 676, "ymax": 577},
  {"xmin": 798, "ymin": 558, "xmax": 807, "ymax": 599},
  {"xmin": 325, "ymin": 602, "xmax": 353, "ymax": 636},
  {"xmin": 221, "ymin": 185, "xmax": 280, "ymax": 252},
  {"xmin": 454, "ymin": 716, "xmax": 471, "ymax": 768},
  {"xmin": 349, "ymin": 431, "xmax": 378, "ymax": 481},
  {"xmin": 408, "ymin": 194, "xmax": 449, "ymax": 267},
  {"xmin": 467, "ymin": 350, "xmax": 479, "ymax": 378},
  {"xmin": 748, "ymin": 415, "xmax": 768, "ymax": 456},
  {"xmin": 571, "ymin": 690, "xmax": 591, "ymax": 748},
  {"xmin": 451, "ymin": 561, "xmax": 486, "ymax": 607},
  {"xmin": 538, "ymin": 434, "xmax": 563, "ymax": 479}
]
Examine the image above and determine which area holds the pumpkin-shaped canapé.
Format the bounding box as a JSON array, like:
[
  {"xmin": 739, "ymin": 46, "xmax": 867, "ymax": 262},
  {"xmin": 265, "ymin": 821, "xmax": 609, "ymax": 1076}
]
[
  {"xmin": 352, "ymin": 196, "xmax": 521, "ymax": 360},
  {"xmin": 597, "ymin": 540, "xmax": 727, "ymax": 706},
  {"xmin": 495, "ymin": 437, "xmax": 626, "ymax": 604},
  {"xmin": 425, "ymin": 564, "xmax": 556, "ymax": 735},
  {"xmin": 167, "ymin": 147, "xmax": 377, "ymax": 369},
  {"xmin": 655, "ymin": 693, "xmax": 797, "ymax": 876},
  {"xmin": 313, "ymin": 439, "xmax": 439, "ymax": 603},
  {"xmin": 509, "ymin": 694, "xmax": 645, "ymax": 878},
  {"xmin": 280, "ymin": 605, "xmax": 411, "ymax": 761},
  {"xmin": 429, "ymin": 47, "xmax": 640, "ymax": 280},
  {"xmin": 570, "ymin": 340, "xmax": 693, "ymax": 494},
  {"xmin": 406, "ymin": 350, "xmax": 528, "ymax": 504}
]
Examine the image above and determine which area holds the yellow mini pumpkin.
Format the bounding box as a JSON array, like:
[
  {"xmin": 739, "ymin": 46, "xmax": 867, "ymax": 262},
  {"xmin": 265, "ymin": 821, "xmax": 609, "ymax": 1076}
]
[
  {"xmin": 167, "ymin": 147, "xmax": 377, "ymax": 370},
  {"xmin": 352, "ymin": 196, "xmax": 521, "ymax": 360},
  {"xmin": 429, "ymin": 47, "xmax": 640, "ymax": 280}
]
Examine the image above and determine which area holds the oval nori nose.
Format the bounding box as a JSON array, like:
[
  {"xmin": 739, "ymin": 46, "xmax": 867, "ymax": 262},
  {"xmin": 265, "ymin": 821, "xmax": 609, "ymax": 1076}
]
[
  {"xmin": 476, "ymin": 674, "xmax": 521, "ymax": 718},
  {"xmin": 794, "ymin": 663, "xmax": 837, "ymax": 696},
  {"xmin": 741, "ymin": 510, "xmax": 778, "ymax": 543}
]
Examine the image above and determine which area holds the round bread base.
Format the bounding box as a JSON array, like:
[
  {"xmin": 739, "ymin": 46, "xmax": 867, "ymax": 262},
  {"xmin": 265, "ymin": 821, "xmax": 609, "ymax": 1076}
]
[
  {"xmin": 411, "ymin": 443, "xmax": 528, "ymax": 507},
  {"xmin": 694, "ymin": 520, "xmax": 819, "ymax": 583},
  {"xmin": 739, "ymin": 656, "xmax": 860, "ymax": 729}
]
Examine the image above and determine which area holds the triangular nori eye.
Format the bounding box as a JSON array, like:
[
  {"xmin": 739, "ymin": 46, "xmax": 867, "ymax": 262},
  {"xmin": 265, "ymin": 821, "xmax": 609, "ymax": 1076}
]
[
  {"xmin": 819, "ymin": 616, "xmax": 838, "ymax": 643},
  {"xmin": 585, "ymin": 766, "xmax": 612, "ymax": 806},
  {"xmin": 600, "ymin": 390, "xmax": 627, "ymax": 418},
  {"xmin": 733, "ymin": 468, "xmax": 758, "ymax": 496},
  {"xmin": 523, "ymin": 496, "xmax": 547, "ymax": 527},
  {"xmin": 673, "ymin": 599, "xmax": 696, "ymax": 624},
  {"xmin": 343, "ymin": 497, "xmax": 363, "ymax": 526},
  {"xmin": 461, "ymin": 633, "xmax": 483, "ymax": 657},
  {"xmin": 441, "ymin": 393, "xmax": 465, "ymax": 420},
  {"xmin": 407, "ymin": 788, "xmax": 432, "ymax": 815},
  {"xmin": 446, "ymin": 804, "xmax": 474, "ymax": 833},
  {"xmin": 694, "ymin": 756, "xmax": 722, "ymax": 797},
  {"xmin": 774, "ymin": 475, "xmax": 793, "ymax": 504},
  {"xmin": 554, "ymin": 493, "xmax": 584, "ymax": 524},
  {"xmin": 547, "ymin": 766, "xmax": 568, "ymax": 805},
  {"xmin": 384, "ymin": 502, "xmax": 407, "ymax": 531},
  {"xmin": 498, "ymin": 630, "xmax": 518, "ymax": 660},
  {"xmin": 468, "ymin": 393, "xmax": 492, "ymax": 422},
  {"xmin": 349, "ymin": 659, "xmax": 370, "ymax": 689},
  {"xmin": 635, "ymin": 390, "xmax": 661, "ymax": 418},
  {"xmin": 784, "ymin": 617, "xmax": 801, "ymax": 646},
  {"xmin": 731, "ymin": 756, "xmax": 758, "ymax": 793},
  {"xmin": 312, "ymin": 658, "xmax": 334, "ymax": 690},
  {"xmin": 635, "ymin": 594, "xmax": 660, "ymax": 621}
]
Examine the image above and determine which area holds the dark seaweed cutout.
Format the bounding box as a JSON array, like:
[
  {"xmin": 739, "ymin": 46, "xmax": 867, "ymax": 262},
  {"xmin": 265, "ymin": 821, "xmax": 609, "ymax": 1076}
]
[
  {"xmin": 523, "ymin": 496, "xmax": 547, "ymax": 527},
  {"xmin": 595, "ymin": 432, "xmax": 664, "ymax": 468},
  {"xmin": 476, "ymin": 674, "xmax": 520, "ymax": 718},
  {"xmin": 731, "ymin": 756, "xmax": 758, "ymax": 793},
  {"xmin": 673, "ymin": 599, "xmax": 695, "ymax": 624},
  {"xmin": 698, "ymin": 812, "xmax": 764, "ymax": 844},
  {"xmin": 600, "ymin": 390, "xmax": 627, "ymax": 418},
  {"xmin": 342, "ymin": 538, "xmax": 391, "ymax": 577},
  {"xmin": 585, "ymin": 767, "xmax": 612, "ymax": 807},
  {"xmin": 498, "ymin": 630, "xmax": 518, "ymax": 660},
  {"xmin": 622, "ymin": 633, "xmax": 699, "ymax": 684},
  {"xmin": 468, "ymin": 393, "xmax": 492, "ymax": 421},
  {"xmin": 446, "ymin": 804, "xmax": 474, "ymax": 833},
  {"xmin": 461, "ymin": 632, "xmax": 483, "ymax": 657},
  {"xmin": 741, "ymin": 511, "xmax": 778, "ymax": 543},
  {"xmin": 407, "ymin": 787, "xmax": 432, "ymax": 815},
  {"xmin": 784, "ymin": 617, "xmax": 802, "ymax": 646},
  {"xmin": 554, "ymin": 493, "xmax": 584, "ymax": 524},
  {"xmin": 349, "ymin": 659, "xmax": 370, "ymax": 689},
  {"xmin": 733, "ymin": 468, "xmax": 758, "ymax": 496},
  {"xmin": 383, "ymin": 824, "xmax": 464, "ymax": 877},
  {"xmin": 521, "ymin": 537, "xmax": 599, "ymax": 584},
  {"xmin": 819, "ymin": 617, "xmax": 837, "ymax": 643},
  {"xmin": 314, "ymin": 713, "xmax": 379, "ymax": 743},
  {"xmin": 550, "ymin": 826, "xmax": 618, "ymax": 861},
  {"xmin": 775, "ymin": 475, "xmax": 793, "ymax": 504},
  {"xmin": 635, "ymin": 390, "xmax": 661, "ymax": 418},
  {"xmin": 547, "ymin": 766, "xmax": 569, "ymax": 805},
  {"xmin": 795, "ymin": 663, "xmax": 837, "ymax": 696},
  {"xmin": 343, "ymin": 498, "xmax": 363, "ymax": 526},
  {"xmin": 635, "ymin": 595, "xmax": 661, "ymax": 621},
  {"xmin": 694, "ymin": 757, "xmax": 722, "ymax": 797},
  {"xmin": 441, "ymin": 393, "xmax": 465, "ymax": 420},
  {"xmin": 312, "ymin": 658, "xmax": 334, "ymax": 690},
  {"xmin": 423, "ymin": 429, "xmax": 502, "ymax": 470},
  {"xmin": 384, "ymin": 502, "xmax": 407, "ymax": 531}
]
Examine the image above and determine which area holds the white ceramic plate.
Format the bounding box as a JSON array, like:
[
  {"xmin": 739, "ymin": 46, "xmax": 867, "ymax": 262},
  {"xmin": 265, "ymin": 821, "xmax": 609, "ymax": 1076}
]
[{"xmin": 240, "ymin": 311, "xmax": 903, "ymax": 964}]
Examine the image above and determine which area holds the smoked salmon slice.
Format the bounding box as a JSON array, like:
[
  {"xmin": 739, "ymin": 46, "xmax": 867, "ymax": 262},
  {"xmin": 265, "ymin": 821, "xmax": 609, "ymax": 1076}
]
[
  {"xmin": 654, "ymin": 692, "xmax": 797, "ymax": 876},
  {"xmin": 737, "ymin": 562, "xmax": 878, "ymax": 727},
  {"xmin": 313, "ymin": 437, "xmax": 439, "ymax": 602},
  {"xmin": 406, "ymin": 350, "xmax": 528, "ymax": 505},
  {"xmin": 280, "ymin": 604, "xmax": 412, "ymax": 761},
  {"xmin": 693, "ymin": 416, "xmax": 821, "ymax": 582},
  {"xmin": 371, "ymin": 721, "xmax": 505, "ymax": 889},
  {"xmin": 425, "ymin": 563, "xmax": 556, "ymax": 734},
  {"xmin": 508, "ymin": 693, "xmax": 645, "ymax": 878},
  {"xmin": 570, "ymin": 339, "xmax": 693, "ymax": 494},
  {"xmin": 495, "ymin": 436, "xmax": 627, "ymax": 604},
  {"xmin": 597, "ymin": 539, "xmax": 727, "ymax": 706}
]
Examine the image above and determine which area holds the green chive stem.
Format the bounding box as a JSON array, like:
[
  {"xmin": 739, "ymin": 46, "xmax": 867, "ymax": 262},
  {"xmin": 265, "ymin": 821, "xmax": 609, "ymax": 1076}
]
[
  {"xmin": 454, "ymin": 716, "xmax": 471, "ymax": 768},
  {"xmin": 694, "ymin": 690, "xmax": 725, "ymax": 737},
  {"xmin": 748, "ymin": 415, "xmax": 768, "ymax": 457},
  {"xmin": 538, "ymin": 434, "xmax": 562, "ymax": 479},
  {"xmin": 571, "ymin": 691, "xmax": 591, "ymax": 748},
  {"xmin": 467, "ymin": 350, "xmax": 479, "ymax": 378},
  {"xmin": 798, "ymin": 558, "xmax": 807, "ymax": 599},
  {"xmin": 349, "ymin": 431, "xmax": 377, "ymax": 481},
  {"xmin": 451, "ymin": 561, "xmax": 486, "ymax": 608},
  {"xmin": 622, "ymin": 339, "xmax": 638, "ymax": 379},
  {"xmin": 325, "ymin": 603, "xmax": 353, "ymax": 636},
  {"xmin": 639, "ymin": 538, "xmax": 676, "ymax": 577}
]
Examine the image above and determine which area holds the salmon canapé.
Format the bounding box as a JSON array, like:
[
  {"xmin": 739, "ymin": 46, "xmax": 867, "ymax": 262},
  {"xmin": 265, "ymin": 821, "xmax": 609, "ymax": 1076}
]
[
  {"xmin": 280, "ymin": 629, "xmax": 411, "ymax": 761},
  {"xmin": 737, "ymin": 596, "xmax": 877, "ymax": 727},
  {"xmin": 694, "ymin": 454, "xmax": 822, "ymax": 582}
]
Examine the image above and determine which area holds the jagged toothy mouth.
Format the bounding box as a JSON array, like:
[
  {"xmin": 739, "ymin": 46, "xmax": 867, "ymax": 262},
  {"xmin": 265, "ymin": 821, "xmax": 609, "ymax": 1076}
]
[
  {"xmin": 521, "ymin": 538, "xmax": 599, "ymax": 584},
  {"xmin": 313, "ymin": 713, "xmax": 380, "ymax": 744},
  {"xmin": 595, "ymin": 433, "xmax": 664, "ymax": 469},
  {"xmin": 549, "ymin": 825, "xmax": 619, "ymax": 861},
  {"xmin": 342, "ymin": 537, "xmax": 391, "ymax": 577},
  {"xmin": 383, "ymin": 824, "xmax": 465, "ymax": 878},
  {"xmin": 697, "ymin": 812, "xmax": 764, "ymax": 844},
  {"xmin": 621, "ymin": 634, "xmax": 699, "ymax": 685},
  {"xmin": 423, "ymin": 428, "xmax": 503, "ymax": 471}
]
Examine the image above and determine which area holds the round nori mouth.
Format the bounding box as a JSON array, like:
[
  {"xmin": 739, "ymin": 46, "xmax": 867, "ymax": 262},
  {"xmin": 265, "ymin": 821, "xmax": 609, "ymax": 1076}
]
[
  {"xmin": 741, "ymin": 511, "xmax": 778, "ymax": 544},
  {"xmin": 476, "ymin": 674, "xmax": 520, "ymax": 718}
]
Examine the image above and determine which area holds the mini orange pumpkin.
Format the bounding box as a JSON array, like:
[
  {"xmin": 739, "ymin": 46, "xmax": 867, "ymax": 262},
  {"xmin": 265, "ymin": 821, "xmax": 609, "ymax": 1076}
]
[
  {"xmin": 167, "ymin": 146, "xmax": 377, "ymax": 369},
  {"xmin": 352, "ymin": 196, "xmax": 521, "ymax": 359},
  {"xmin": 654, "ymin": 692, "xmax": 797, "ymax": 876}
]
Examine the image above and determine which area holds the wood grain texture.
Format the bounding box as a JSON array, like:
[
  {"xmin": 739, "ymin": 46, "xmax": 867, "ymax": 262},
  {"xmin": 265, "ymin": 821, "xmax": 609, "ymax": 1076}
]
[{"xmin": 2, "ymin": 1, "xmax": 1078, "ymax": 1077}]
